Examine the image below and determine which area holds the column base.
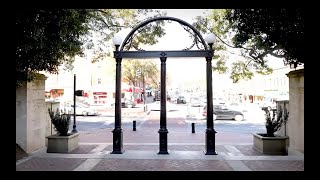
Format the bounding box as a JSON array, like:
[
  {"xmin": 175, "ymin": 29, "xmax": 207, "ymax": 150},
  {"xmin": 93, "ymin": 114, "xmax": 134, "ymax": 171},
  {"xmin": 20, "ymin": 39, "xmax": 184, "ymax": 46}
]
[
  {"xmin": 158, "ymin": 128, "xmax": 169, "ymax": 154},
  {"xmin": 203, "ymin": 149, "xmax": 218, "ymax": 155},
  {"xmin": 112, "ymin": 128, "xmax": 124, "ymax": 154},
  {"xmin": 204, "ymin": 128, "xmax": 217, "ymax": 155}
]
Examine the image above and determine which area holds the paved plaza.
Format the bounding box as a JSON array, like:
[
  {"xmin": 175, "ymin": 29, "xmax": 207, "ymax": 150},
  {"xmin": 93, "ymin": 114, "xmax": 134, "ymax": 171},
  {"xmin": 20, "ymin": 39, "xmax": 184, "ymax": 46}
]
[{"xmin": 16, "ymin": 110, "xmax": 304, "ymax": 171}]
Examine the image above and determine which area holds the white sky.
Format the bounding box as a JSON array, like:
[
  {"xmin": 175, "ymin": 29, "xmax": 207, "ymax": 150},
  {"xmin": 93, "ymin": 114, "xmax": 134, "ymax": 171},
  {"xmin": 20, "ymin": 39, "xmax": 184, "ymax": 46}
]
[{"xmin": 103, "ymin": 9, "xmax": 286, "ymax": 89}]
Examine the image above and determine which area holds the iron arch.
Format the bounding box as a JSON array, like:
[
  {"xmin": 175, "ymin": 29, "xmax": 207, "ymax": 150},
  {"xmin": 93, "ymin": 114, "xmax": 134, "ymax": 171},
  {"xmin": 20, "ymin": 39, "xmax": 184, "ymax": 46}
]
[
  {"xmin": 112, "ymin": 16, "xmax": 217, "ymax": 156},
  {"xmin": 120, "ymin": 16, "xmax": 209, "ymax": 51}
]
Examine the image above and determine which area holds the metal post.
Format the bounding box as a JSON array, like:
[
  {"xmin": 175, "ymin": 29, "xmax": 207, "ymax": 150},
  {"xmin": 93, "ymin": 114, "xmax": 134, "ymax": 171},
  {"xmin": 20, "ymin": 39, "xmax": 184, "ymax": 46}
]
[
  {"xmin": 71, "ymin": 74, "xmax": 78, "ymax": 133},
  {"xmin": 112, "ymin": 45, "xmax": 124, "ymax": 154},
  {"xmin": 50, "ymin": 103, "xmax": 53, "ymax": 135},
  {"xmin": 133, "ymin": 120, "xmax": 136, "ymax": 131},
  {"xmin": 143, "ymin": 73, "xmax": 146, "ymax": 112},
  {"xmin": 204, "ymin": 43, "xmax": 217, "ymax": 155},
  {"xmin": 192, "ymin": 123, "xmax": 195, "ymax": 133},
  {"xmin": 158, "ymin": 57, "xmax": 169, "ymax": 154}
]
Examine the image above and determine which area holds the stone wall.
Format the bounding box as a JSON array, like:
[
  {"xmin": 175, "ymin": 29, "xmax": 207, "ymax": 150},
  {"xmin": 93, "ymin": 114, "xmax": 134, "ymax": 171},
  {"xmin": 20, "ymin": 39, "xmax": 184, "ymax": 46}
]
[
  {"xmin": 286, "ymin": 69, "xmax": 304, "ymax": 154},
  {"xmin": 16, "ymin": 74, "xmax": 47, "ymax": 153}
]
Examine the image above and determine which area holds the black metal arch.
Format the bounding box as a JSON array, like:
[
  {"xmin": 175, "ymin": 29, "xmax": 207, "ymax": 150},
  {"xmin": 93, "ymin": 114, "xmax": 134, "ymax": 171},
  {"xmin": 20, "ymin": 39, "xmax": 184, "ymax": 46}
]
[
  {"xmin": 112, "ymin": 16, "xmax": 217, "ymax": 156},
  {"xmin": 120, "ymin": 16, "xmax": 209, "ymax": 51}
]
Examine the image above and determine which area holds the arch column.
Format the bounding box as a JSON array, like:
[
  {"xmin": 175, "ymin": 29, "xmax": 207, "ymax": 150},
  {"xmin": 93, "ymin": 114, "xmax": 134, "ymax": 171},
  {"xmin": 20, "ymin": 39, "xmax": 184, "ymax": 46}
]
[
  {"xmin": 204, "ymin": 49, "xmax": 217, "ymax": 155},
  {"xmin": 158, "ymin": 56, "xmax": 169, "ymax": 154},
  {"xmin": 111, "ymin": 45, "xmax": 124, "ymax": 154}
]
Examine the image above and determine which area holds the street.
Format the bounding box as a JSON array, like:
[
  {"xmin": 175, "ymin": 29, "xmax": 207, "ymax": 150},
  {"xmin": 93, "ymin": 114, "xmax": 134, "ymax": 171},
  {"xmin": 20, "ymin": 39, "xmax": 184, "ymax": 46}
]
[{"xmin": 68, "ymin": 102, "xmax": 266, "ymax": 135}]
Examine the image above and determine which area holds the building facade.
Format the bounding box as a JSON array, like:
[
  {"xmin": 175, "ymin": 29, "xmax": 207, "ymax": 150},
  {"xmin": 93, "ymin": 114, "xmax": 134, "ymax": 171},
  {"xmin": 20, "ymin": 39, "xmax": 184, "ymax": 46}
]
[
  {"xmin": 230, "ymin": 65, "xmax": 302, "ymax": 105},
  {"xmin": 43, "ymin": 55, "xmax": 116, "ymax": 106}
]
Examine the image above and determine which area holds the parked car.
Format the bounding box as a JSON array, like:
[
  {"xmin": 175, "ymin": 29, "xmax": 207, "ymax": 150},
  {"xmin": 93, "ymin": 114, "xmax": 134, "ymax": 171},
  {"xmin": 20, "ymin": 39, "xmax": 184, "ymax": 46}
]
[
  {"xmin": 177, "ymin": 95, "xmax": 186, "ymax": 104},
  {"xmin": 122, "ymin": 98, "xmax": 136, "ymax": 108},
  {"xmin": 190, "ymin": 97, "xmax": 202, "ymax": 107},
  {"xmin": 202, "ymin": 104, "xmax": 244, "ymax": 121},
  {"xmin": 62, "ymin": 103, "xmax": 98, "ymax": 116}
]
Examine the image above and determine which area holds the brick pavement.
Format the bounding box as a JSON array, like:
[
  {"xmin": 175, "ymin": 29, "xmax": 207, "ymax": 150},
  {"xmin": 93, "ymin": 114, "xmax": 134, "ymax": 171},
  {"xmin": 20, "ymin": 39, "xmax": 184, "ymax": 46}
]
[{"xmin": 16, "ymin": 111, "xmax": 304, "ymax": 171}]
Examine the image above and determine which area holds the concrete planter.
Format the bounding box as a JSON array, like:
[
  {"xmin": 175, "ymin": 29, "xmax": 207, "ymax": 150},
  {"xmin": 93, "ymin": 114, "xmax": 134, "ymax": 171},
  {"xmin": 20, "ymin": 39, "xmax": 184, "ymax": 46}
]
[
  {"xmin": 253, "ymin": 133, "xmax": 289, "ymax": 155},
  {"xmin": 46, "ymin": 133, "xmax": 79, "ymax": 153}
]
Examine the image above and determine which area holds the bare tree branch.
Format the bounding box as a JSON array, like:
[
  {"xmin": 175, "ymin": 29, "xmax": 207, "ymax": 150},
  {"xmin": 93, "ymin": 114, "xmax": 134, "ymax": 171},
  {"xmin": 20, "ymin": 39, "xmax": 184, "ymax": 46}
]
[{"xmin": 94, "ymin": 9, "xmax": 131, "ymax": 28}]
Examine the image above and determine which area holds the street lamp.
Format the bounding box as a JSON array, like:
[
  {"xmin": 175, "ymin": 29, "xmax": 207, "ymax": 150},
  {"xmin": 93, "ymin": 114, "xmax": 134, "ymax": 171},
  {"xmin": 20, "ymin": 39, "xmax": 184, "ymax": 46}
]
[
  {"xmin": 204, "ymin": 32, "xmax": 217, "ymax": 155},
  {"xmin": 112, "ymin": 34, "xmax": 122, "ymax": 50},
  {"xmin": 205, "ymin": 33, "xmax": 216, "ymax": 50},
  {"xmin": 111, "ymin": 34, "xmax": 124, "ymax": 154}
]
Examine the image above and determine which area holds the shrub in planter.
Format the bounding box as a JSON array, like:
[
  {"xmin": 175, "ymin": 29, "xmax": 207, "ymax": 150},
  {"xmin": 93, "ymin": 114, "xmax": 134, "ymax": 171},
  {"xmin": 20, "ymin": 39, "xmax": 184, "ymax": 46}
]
[
  {"xmin": 253, "ymin": 106, "xmax": 289, "ymax": 155},
  {"xmin": 264, "ymin": 106, "xmax": 289, "ymax": 137},
  {"xmin": 48, "ymin": 108, "xmax": 71, "ymax": 136},
  {"xmin": 47, "ymin": 108, "xmax": 78, "ymax": 153}
]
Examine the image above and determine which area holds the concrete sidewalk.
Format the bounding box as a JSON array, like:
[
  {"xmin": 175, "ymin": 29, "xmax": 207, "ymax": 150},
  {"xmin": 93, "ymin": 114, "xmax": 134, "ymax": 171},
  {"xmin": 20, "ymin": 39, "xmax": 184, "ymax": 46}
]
[{"xmin": 16, "ymin": 111, "xmax": 304, "ymax": 171}]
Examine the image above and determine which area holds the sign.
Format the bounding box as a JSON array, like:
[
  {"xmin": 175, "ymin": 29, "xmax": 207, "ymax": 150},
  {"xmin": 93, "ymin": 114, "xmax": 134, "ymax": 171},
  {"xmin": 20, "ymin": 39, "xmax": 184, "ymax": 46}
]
[{"xmin": 93, "ymin": 92, "xmax": 107, "ymax": 95}]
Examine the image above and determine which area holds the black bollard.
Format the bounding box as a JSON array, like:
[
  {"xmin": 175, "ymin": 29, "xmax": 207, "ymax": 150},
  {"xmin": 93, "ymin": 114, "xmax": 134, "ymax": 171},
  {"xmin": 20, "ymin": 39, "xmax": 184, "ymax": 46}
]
[
  {"xmin": 192, "ymin": 123, "xmax": 195, "ymax": 133},
  {"xmin": 133, "ymin": 120, "xmax": 136, "ymax": 131}
]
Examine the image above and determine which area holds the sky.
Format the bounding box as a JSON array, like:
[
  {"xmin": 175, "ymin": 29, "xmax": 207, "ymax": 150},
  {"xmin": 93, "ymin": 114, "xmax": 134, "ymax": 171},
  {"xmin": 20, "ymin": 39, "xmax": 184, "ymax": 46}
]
[
  {"xmin": 152, "ymin": 9, "xmax": 212, "ymax": 88},
  {"xmin": 112, "ymin": 9, "xmax": 213, "ymax": 89},
  {"xmin": 158, "ymin": 9, "xmax": 284, "ymax": 87},
  {"xmin": 86, "ymin": 9, "xmax": 286, "ymax": 90},
  {"xmin": 112, "ymin": 9, "xmax": 287, "ymax": 89}
]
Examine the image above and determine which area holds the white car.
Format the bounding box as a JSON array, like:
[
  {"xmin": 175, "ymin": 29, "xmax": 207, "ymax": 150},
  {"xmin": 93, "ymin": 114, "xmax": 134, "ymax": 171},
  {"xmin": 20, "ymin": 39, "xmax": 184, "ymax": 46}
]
[
  {"xmin": 190, "ymin": 97, "xmax": 202, "ymax": 107},
  {"xmin": 62, "ymin": 103, "xmax": 98, "ymax": 116}
]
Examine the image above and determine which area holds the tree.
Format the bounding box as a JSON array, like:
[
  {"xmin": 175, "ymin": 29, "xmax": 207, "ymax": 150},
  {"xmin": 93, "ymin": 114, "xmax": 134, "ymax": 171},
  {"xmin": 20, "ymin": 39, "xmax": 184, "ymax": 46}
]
[
  {"xmin": 193, "ymin": 9, "xmax": 264, "ymax": 83},
  {"xmin": 226, "ymin": 9, "xmax": 304, "ymax": 68},
  {"xmin": 122, "ymin": 59, "xmax": 159, "ymax": 88},
  {"xmin": 84, "ymin": 9, "xmax": 167, "ymax": 63},
  {"xmin": 16, "ymin": 9, "xmax": 167, "ymax": 87},
  {"xmin": 16, "ymin": 9, "xmax": 91, "ymax": 87},
  {"xmin": 193, "ymin": 10, "xmax": 230, "ymax": 75},
  {"xmin": 193, "ymin": 9, "xmax": 304, "ymax": 83}
]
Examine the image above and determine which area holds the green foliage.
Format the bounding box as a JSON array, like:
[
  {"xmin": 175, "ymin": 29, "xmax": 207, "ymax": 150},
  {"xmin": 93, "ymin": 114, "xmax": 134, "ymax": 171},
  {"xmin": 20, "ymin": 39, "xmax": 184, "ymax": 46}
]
[
  {"xmin": 264, "ymin": 106, "xmax": 289, "ymax": 137},
  {"xmin": 16, "ymin": 9, "xmax": 91, "ymax": 87},
  {"xmin": 229, "ymin": 61, "xmax": 254, "ymax": 83},
  {"xmin": 87, "ymin": 9, "xmax": 167, "ymax": 61},
  {"xmin": 48, "ymin": 108, "xmax": 71, "ymax": 136},
  {"xmin": 16, "ymin": 9, "xmax": 167, "ymax": 87},
  {"xmin": 193, "ymin": 10, "xmax": 229, "ymax": 75},
  {"xmin": 193, "ymin": 9, "xmax": 304, "ymax": 83},
  {"xmin": 226, "ymin": 9, "xmax": 304, "ymax": 66},
  {"xmin": 122, "ymin": 59, "xmax": 159, "ymax": 87}
]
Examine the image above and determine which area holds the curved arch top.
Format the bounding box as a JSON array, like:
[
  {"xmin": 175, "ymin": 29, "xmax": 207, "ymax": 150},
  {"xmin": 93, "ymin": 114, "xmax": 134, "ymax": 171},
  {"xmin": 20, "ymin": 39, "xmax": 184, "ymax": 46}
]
[{"xmin": 120, "ymin": 16, "xmax": 209, "ymax": 51}]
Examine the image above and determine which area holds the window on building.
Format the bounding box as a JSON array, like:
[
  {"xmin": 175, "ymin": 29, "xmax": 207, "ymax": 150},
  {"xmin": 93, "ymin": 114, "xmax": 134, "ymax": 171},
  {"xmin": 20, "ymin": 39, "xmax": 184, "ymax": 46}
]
[{"xmin": 98, "ymin": 78, "xmax": 101, "ymax": 84}]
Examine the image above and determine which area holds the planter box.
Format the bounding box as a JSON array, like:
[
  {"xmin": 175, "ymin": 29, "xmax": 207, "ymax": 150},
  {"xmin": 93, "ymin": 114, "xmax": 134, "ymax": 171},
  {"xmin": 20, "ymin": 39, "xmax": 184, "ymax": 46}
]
[
  {"xmin": 253, "ymin": 133, "xmax": 289, "ymax": 155},
  {"xmin": 46, "ymin": 133, "xmax": 79, "ymax": 153}
]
